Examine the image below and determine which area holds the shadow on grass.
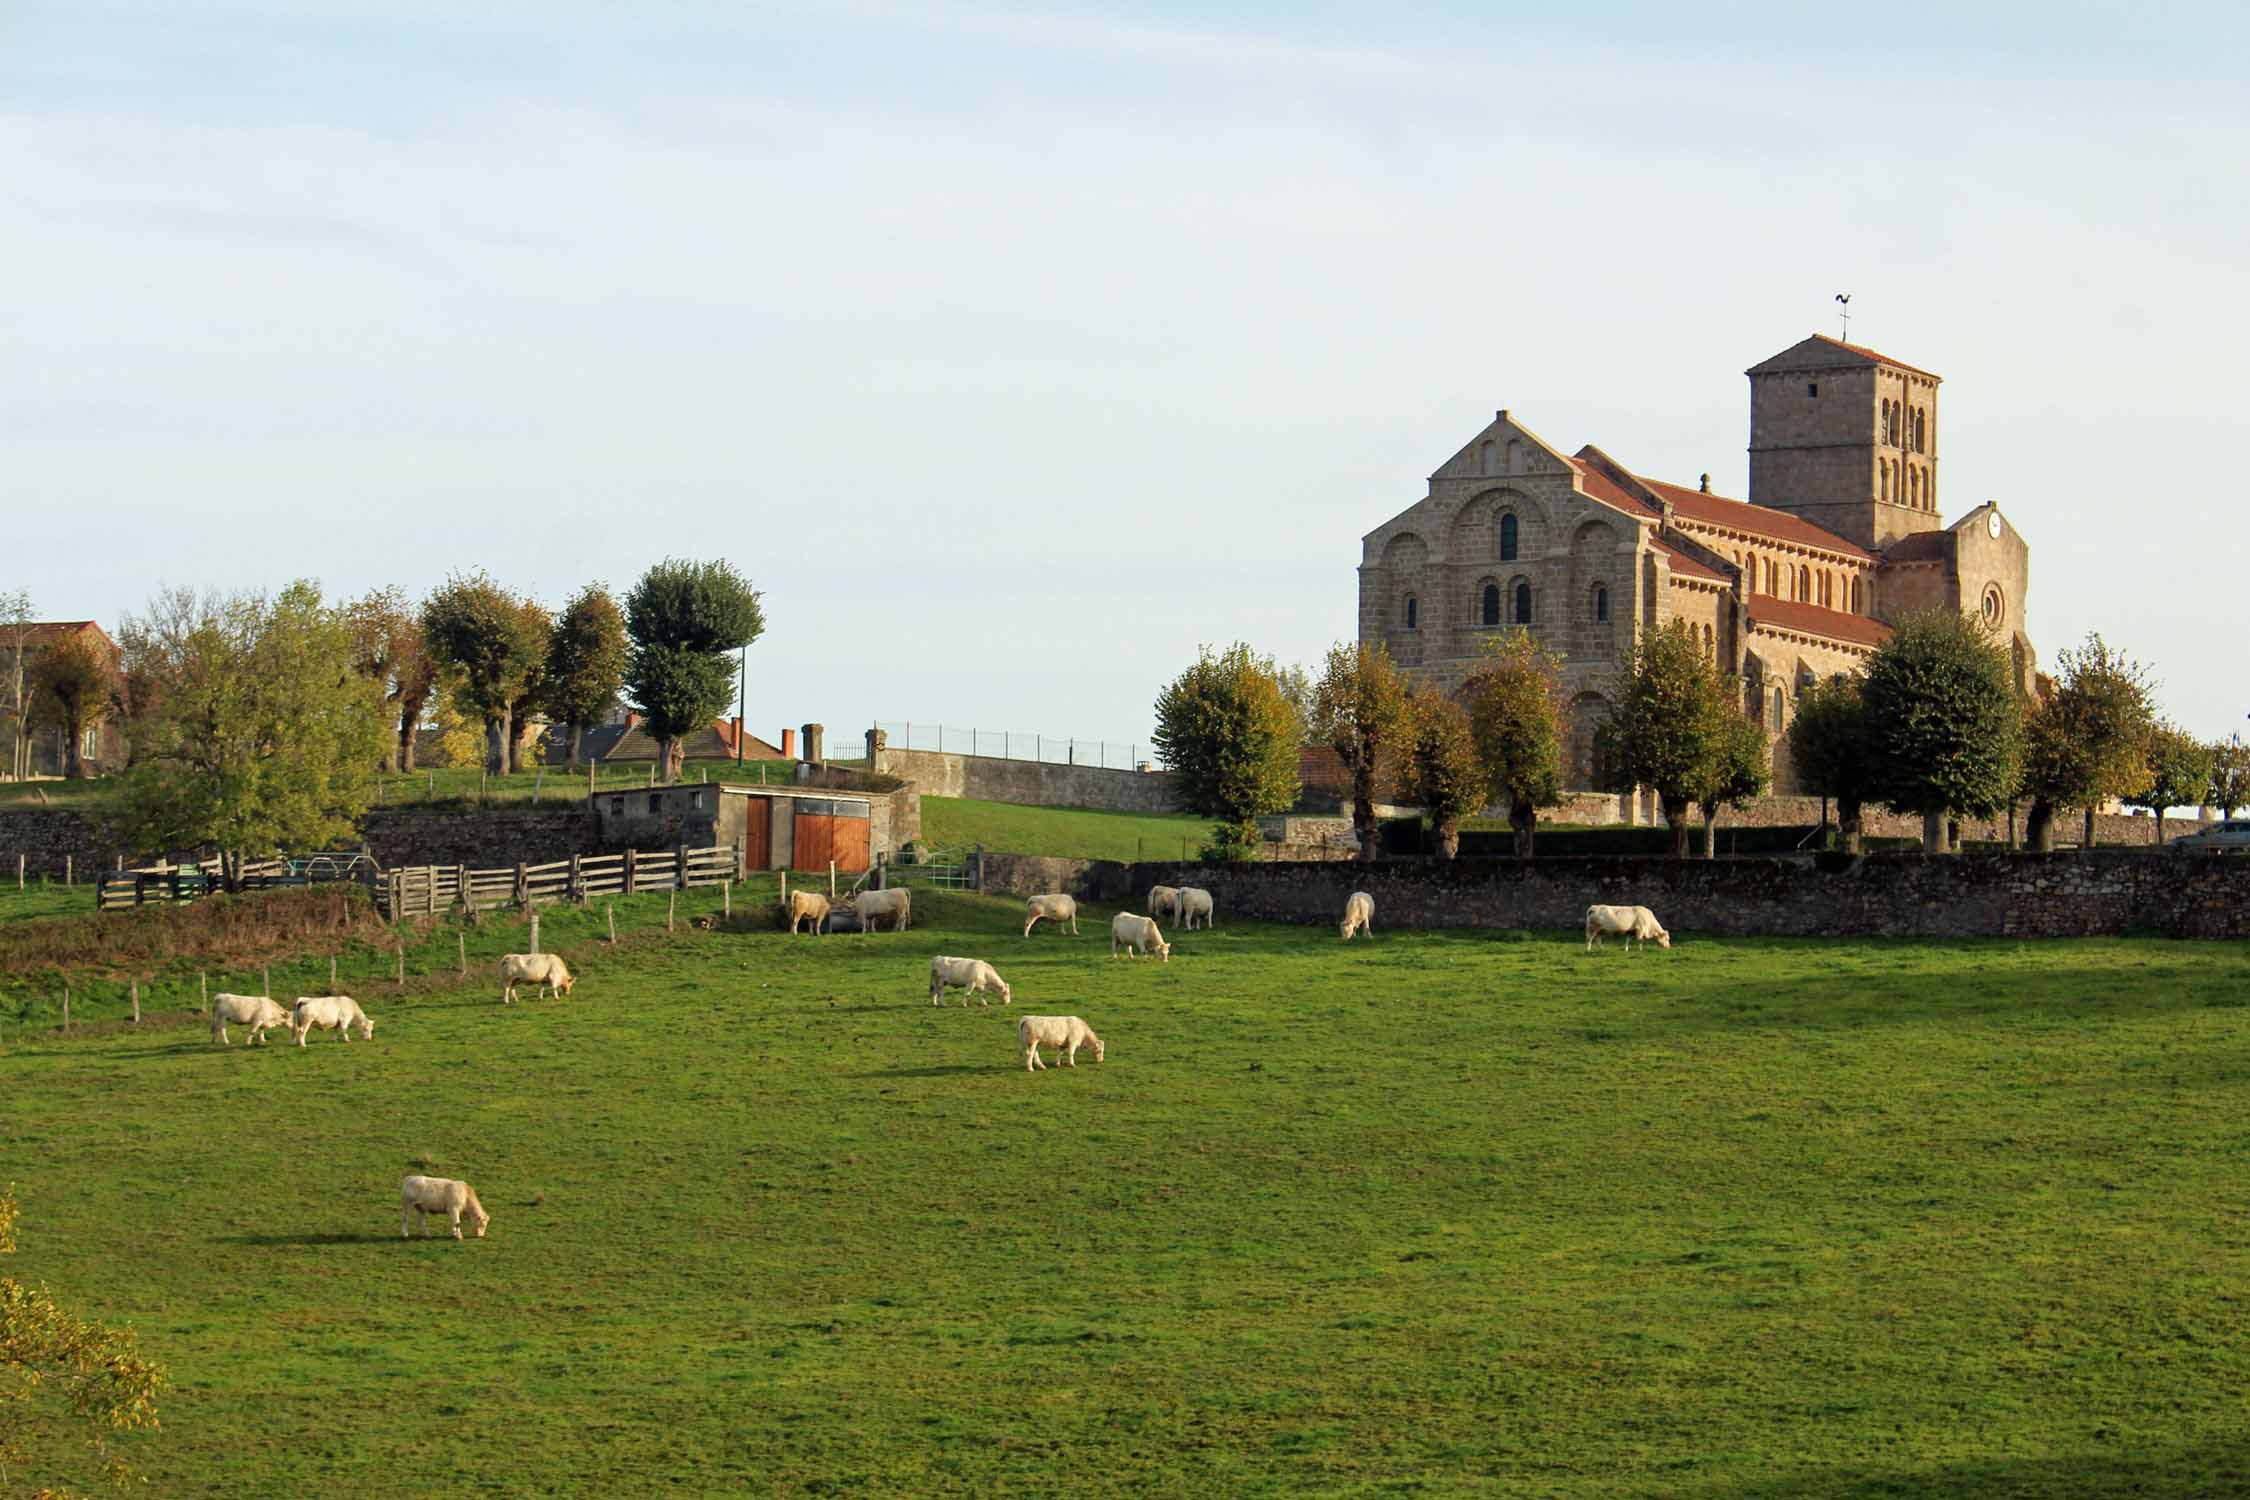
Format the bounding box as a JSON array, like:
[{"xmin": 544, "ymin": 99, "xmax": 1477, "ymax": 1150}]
[
  {"xmin": 219, "ymin": 1232, "xmax": 405, "ymax": 1247},
  {"xmin": 1695, "ymin": 1441, "xmax": 2250, "ymax": 1499}
]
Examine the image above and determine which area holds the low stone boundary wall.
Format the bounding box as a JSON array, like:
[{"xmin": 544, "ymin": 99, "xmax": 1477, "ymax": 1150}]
[
  {"xmin": 874, "ymin": 746, "xmax": 1176, "ymax": 814},
  {"xmin": 1116, "ymin": 851, "xmax": 2250, "ymax": 941}
]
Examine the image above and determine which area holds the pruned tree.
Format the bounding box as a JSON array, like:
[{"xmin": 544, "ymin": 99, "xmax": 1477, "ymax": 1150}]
[
  {"xmin": 345, "ymin": 586, "xmax": 439, "ymax": 773},
  {"xmin": 1864, "ymin": 610, "xmax": 2023, "ymax": 854},
  {"xmin": 1596, "ymin": 619, "xmax": 1728, "ymax": 859},
  {"xmin": 1, "ymin": 1188, "xmax": 166, "ymax": 1496},
  {"xmin": 2129, "ymin": 721, "xmax": 2215, "ymax": 844},
  {"xmin": 1402, "ymin": 687, "xmax": 1482, "ymax": 859},
  {"xmin": 1310, "ymin": 642, "xmax": 1411, "ymax": 861},
  {"xmin": 421, "ymin": 573, "xmax": 549, "ymax": 775},
  {"xmin": 1273, "ymin": 662, "xmax": 1316, "ymax": 741},
  {"xmin": 1789, "ymin": 673, "xmax": 1879, "ymax": 853},
  {"xmin": 2017, "ymin": 633, "xmax": 2154, "ymax": 851},
  {"xmin": 116, "ymin": 584, "xmax": 389, "ymax": 882},
  {"xmin": 1152, "ymin": 642, "xmax": 1302, "ymax": 861},
  {"xmin": 622, "ymin": 559, "xmax": 765, "ymax": 784},
  {"xmin": 1462, "ymin": 630, "xmax": 1565, "ymax": 857},
  {"xmin": 1688, "ymin": 703, "xmax": 1770, "ymax": 858},
  {"xmin": 27, "ymin": 632, "xmax": 117, "ymax": 780},
  {"xmin": 506, "ymin": 597, "xmax": 554, "ymax": 774},
  {"xmin": 543, "ymin": 584, "xmax": 629, "ymax": 769},
  {"xmin": 2210, "ymin": 734, "xmax": 2249, "ymax": 819}
]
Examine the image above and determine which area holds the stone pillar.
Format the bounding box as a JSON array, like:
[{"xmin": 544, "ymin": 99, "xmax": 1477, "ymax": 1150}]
[
  {"xmin": 865, "ymin": 726, "xmax": 887, "ymax": 770},
  {"xmin": 800, "ymin": 723, "xmax": 824, "ymax": 765}
]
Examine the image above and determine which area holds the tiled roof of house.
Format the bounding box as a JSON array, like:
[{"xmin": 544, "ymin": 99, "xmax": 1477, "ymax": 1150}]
[
  {"xmin": 1638, "ymin": 475, "xmax": 1874, "ymax": 561},
  {"xmin": 12, "ymin": 621, "xmax": 114, "ymax": 651},
  {"xmin": 1746, "ymin": 597, "xmax": 1892, "ymax": 649}
]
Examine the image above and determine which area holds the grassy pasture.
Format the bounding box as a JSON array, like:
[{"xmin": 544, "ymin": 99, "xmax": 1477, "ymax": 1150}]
[
  {"xmin": 4, "ymin": 895, "xmax": 2248, "ymax": 1497},
  {"xmin": 918, "ymin": 795, "xmax": 1217, "ymax": 862}
]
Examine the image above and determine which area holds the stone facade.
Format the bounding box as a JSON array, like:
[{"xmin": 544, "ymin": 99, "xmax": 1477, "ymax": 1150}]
[{"xmin": 1358, "ymin": 334, "xmax": 2037, "ymax": 801}]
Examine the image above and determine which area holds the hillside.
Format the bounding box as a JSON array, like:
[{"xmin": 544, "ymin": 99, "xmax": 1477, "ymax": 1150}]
[{"xmin": 916, "ymin": 795, "xmax": 1217, "ymax": 862}]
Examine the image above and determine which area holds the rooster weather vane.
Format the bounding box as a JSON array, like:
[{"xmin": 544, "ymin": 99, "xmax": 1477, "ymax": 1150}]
[{"xmin": 1835, "ymin": 292, "xmax": 1852, "ymax": 341}]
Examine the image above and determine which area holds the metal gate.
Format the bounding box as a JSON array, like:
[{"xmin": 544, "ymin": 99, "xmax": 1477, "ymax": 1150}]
[{"xmin": 888, "ymin": 846, "xmax": 977, "ymax": 891}]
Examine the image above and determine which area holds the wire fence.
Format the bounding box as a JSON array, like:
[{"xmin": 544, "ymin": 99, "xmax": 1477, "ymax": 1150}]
[{"xmin": 872, "ymin": 721, "xmax": 1150, "ymax": 772}]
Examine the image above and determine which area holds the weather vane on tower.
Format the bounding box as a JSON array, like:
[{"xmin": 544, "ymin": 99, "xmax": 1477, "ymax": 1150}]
[{"xmin": 1835, "ymin": 292, "xmax": 1852, "ymax": 341}]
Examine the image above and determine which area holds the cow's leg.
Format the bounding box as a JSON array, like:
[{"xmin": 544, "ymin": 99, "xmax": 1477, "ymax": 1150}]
[
  {"xmin": 450, "ymin": 1210, "xmax": 463, "ymax": 1241},
  {"xmin": 214, "ymin": 1022, "xmax": 228, "ymax": 1046},
  {"xmin": 403, "ymin": 1203, "xmax": 413, "ymax": 1239}
]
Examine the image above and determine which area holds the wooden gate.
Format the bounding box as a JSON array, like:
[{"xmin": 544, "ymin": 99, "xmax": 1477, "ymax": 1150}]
[
  {"xmin": 741, "ymin": 795, "xmax": 771, "ymax": 872},
  {"xmin": 791, "ymin": 798, "xmax": 870, "ymax": 874}
]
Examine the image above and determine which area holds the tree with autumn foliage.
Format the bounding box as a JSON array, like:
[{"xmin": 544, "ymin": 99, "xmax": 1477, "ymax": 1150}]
[
  {"xmin": 1789, "ymin": 673, "xmax": 1880, "ymax": 854},
  {"xmin": 1401, "ymin": 686, "xmax": 1483, "ymax": 859},
  {"xmin": 1462, "ymin": 630, "xmax": 1565, "ymax": 857},
  {"xmin": 421, "ymin": 573, "xmax": 550, "ymax": 776},
  {"xmin": 1596, "ymin": 619, "xmax": 1728, "ymax": 859},
  {"xmin": 346, "ymin": 586, "xmax": 439, "ymax": 773},
  {"xmin": 1864, "ymin": 610, "xmax": 2023, "ymax": 855},
  {"xmin": 543, "ymin": 585, "xmax": 628, "ymax": 769},
  {"xmin": 26, "ymin": 631, "xmax": 117, "ymax": 780},
  {"xmin": 2128, "ymin": 722, "xmax": 2215, "ymax": 845},
  {"xmin": 2017, "ymin": 633, "xmax": 2154, "ymax": 851},
  {"xmin": 1153, "ymin": 643, "xmax": 1302, "ymax": 861},
  {"xmin": 623, "ymin": 559, "xmax": 766, "ymax": 784},
  {"xmin": 1309, "ymin": 643, "xmax": 1411, "ymax": 861}
]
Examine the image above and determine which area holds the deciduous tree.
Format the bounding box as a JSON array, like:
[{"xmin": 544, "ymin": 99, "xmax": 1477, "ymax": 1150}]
[
  {"xmin": 543, "ymin": 585, "xmax": 628, "ymax": 769},
  {"xmin": 2207, "ymin": 734, "xmax": 2248, "ymax": 819},
  {"xmin": 1789, "ymin": 673, "xmax": 1879, "ymax": 853},
  {"xmin": 1863, "ymin": 611, "xmax": 2022, "ymax": 854},
  {"xmin": 421, "ymin": 574, "xmax": 548, "ymax": 775},
  {"xmin": 1310, "ymin": 643, "xmax": 1410, "ymax": 861},
  {"xmin": 1596, "ymin": 619, "xmax": 1728, "ymax": 859},
  {"xmin": 1462, "ymin": 631, "xmax": 1565, "ymax": 857},
  {"xmin": 1689, "ymin": 704, "xmax": 1770, "ymax": 858},
  {"xmin": 1153, "ymin": 643, "xmax": 1302, "ymax": 860},
  {"xmin": 2017, "ymin": 634, "xmax": 2154, "ymax": 851},
  {"xmin": 622, "ymin": 560, "xmax": 765, "ymax": 784},
  {"xmin": 1402, "ymin": 687, "xmax": 1482, "ymax": 859},
  {"xmin": 2128, "ymin": 722, "xmax": 2215, "ymax": 844},
  {"xmin": 27, "ymin": 632, "xmax": 117, "ymax": 780},
  {"xmin": 345, "ymin": 586, "xmax": 438, "ymax": 773},
  {"xmin": 116, "ymin": 583, "xmax": 389, "ymax": 885},
  {"xmin": 1, "ymin": 589, "xmax": 32, "ymax": 781},
  {"xmin": 0, "ymin": 1188, "xmax": 166, "ymax": 1496}
]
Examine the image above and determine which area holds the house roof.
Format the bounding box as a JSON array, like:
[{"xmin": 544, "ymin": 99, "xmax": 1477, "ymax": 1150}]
[
  {"xmin": 1638, "ymin": 474, "xmax": 1874, "ymax": 561},
  {"xmin": 1653, "ymin": 538, "xmax": 1728, "ymax": 583},
  {"xmin": 1746, "ymin": 333, "xmax": 1940, "ymax": 382},
  {"xmin": 1747, "ymin": 597, "xmax": 1892, "ymax": 649},
  {"xmin": 11, "ymin": 621, "xmax": 115, "ymax": 652}
]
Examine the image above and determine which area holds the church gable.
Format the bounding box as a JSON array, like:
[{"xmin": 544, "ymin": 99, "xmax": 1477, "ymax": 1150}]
[{"xmin": 1431, "ymin": 410, "xmax": 1573, "ymax": 484}]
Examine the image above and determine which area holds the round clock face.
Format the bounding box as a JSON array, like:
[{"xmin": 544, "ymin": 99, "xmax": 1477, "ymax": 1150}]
[{"xmin": 1986, "ymin": 511, "xmax": 2002, "ymax": 539}]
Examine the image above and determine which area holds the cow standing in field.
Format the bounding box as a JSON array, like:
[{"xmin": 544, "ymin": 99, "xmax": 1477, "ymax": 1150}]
[
  {"xmin": 290, "ymin": 995, "xmax": 374, "ymax": 1045},
  {"xmin": 1146, "ymin": 886, "xmax": 1181, "ymax": 928},
  {"xmin": 1017, "ymin": 1015, "xmax": 1104, "ymax": 1071},
  {"xmin": 210, "ymin": 993, "xmax": 291, "ymax": 1046},
  {"xmin": 851, "ymin": 888, "xmax": 911, "ymax": 933},
  {"xmin": 786, "ymin": 890, "xmax": 831, "ymax": 936},
  {"xmin": 1022, "ymin": 894, "xmax": 1079, "ymax": 938},
  {"xmin": 1584, "ymin": 904, "xmax": 1670, "ymax": 952},
  {"xmin": 400, "ymin": 1175, "xmax": 489, "ymax": 1240},
  {"xmin": 930, "ymin": 956, "xmax": 1012, "ymax": 1007},
  {"xmin": 499, "ymin": 953, "xmax": 574, "ymax": 1003},
  {"xmin": 1176, "ymin": 887, "xmax": 1214, "ymax": 931},
  {"xmin": 1109, "ymin": 912, "xmax": 1170, "ymax": 962},
  {"xmin": 1339, "ymin": 891, "xmax": 1375, "ymax": 941}
]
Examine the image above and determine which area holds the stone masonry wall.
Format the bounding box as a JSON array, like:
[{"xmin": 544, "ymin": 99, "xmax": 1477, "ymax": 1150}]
[
  {"xmin": 1116, "ymin": 851, "xmax": 2250, "ymax": 941},
  {"xmin": 874, "ymin": 746, "xmax": 1178, "ymax": 814}
]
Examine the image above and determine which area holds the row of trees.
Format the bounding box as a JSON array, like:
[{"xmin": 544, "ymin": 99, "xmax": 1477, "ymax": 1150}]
[{"xmin": 1156, "ymin": 611, "xmax": 2239, "ymax": 863}]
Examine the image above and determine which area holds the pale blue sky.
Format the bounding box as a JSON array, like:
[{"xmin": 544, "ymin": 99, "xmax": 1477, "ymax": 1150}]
[{"xmin": 6, "ymin": 2, "xmax": 2246, "ymax": 752}]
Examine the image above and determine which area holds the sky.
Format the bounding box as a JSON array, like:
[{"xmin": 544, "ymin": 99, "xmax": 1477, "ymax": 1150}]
[{"xmin": 6, "ymin": 1, "xmax": 2247, "ymax": 756}]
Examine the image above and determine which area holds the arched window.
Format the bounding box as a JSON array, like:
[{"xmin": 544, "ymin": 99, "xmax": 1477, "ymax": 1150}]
[
  {"xmin": 1505, "ymin": 439, "xmax": 1522, "ymax": 473},
  {"xmin": 1771, "ymin": 686, "xmax": 1786, "ymax": 726},
  {"xmin": 1925, "ymin": 469, "xmax": 1934, "ymax": 509},
  {"xmin": 1499, "ymin": 513, "xmax": 1519, "ymax": 562},
  {"xmin": 1880, "ymin": 460, "xmax": 1890, "ymax": 502},
  {"xmin": 1914, "ymin": 409, "xmax": 1926, "ymax": 453},
  {"xmin": 1762, "ymin": 558, "xmax": 1775, "ymax": 594},
  {"xmin": 1403, "ymin": 594, "xmax": 1418, "ymax": 630},
  {"xmin": 1702, "ymin": 622, "xmax": 1715, "ymax": 653},
  {"xmin": 1512, "ymin": 582, "xmax": 1532, "ymax": 625},
  {"xmin": 1593, "ymin": 584, "xmax": 1609, "ymax": 623},
  {"xmin": 1797, "ymin": 564, "xmax": 1811, "ymax": 602},
  {"xmin": 1880, "ymin": 400, "xmax": 1890, "ymax": 444},
  {"xmin": 1481, "ymin": 584, "xmax": 1501, "ymax": 627},
  {"xmin": 1909, "ymin": 467, "xmax": 1920, "ymax": 505},
  {"xmin": 1850, "ymin": 575, "xmax": 1863, "ymax": 613},
  {"xmin": 1479, "ymin": 441, "xmax": 1495, "ymax": 475}
]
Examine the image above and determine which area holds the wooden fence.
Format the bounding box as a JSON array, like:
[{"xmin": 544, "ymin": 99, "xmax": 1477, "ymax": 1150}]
[
  {"xmin": 380, "ymin": 844, "xmax": 738, "ymax": 919},
  {"xmin": 95, "ymin": 857, "xmax": 372, "ymax": 912}
]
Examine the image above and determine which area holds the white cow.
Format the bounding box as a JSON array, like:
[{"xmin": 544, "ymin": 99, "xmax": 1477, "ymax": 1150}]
[
  {"xmin": 1339, "ymin": 891, "xmax": 1375, "ymax": 941},
  {"xmin": 400, "ymin": 1175, "xmax": 489, "ymax": 1240},
  {"xmin": 1022, "ymin": 894, "xmax": 1079, "ymax": 938},
  {"xmin": 1585, "ymin": 904, "xmax": 1671, "ymax": 952},
  {"xmin": 499, "ymin": 953, "xmax": 574, "ymax": 1004},
  {"xmin": 851, "ymin": 887, "xmax": 911, "ymax": 933},
  {"xmin": 786, "ymin": 890, "xmax": 831, "ymax": 936},
  {"xmin": 290, "ymin": 994, "xmax": 373, "ymax": 1045},
  {"xmin": 1109, "ymin": 912, "xmax": 1170, "ymax": 962},
  {"xmin": 1177, "ymin": 887, "xmax": 1215, "ymax": 931},
  {"xmin": 1146, "ymin": 885, "xmax": 1182, "ymax": 927},
  {"xmin": 1018, "ymin": 1015, "xmax": 1105, "ymax": 1071},
  {"xmin": 930, "ymin": 956, "xmax": 1012, "ymax": 1007},
  {"xmin": 209, "ymin": 992, "xmax": 290, "ymax": 1046}
]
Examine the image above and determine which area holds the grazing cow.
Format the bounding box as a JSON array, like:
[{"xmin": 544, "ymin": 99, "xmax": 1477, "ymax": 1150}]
[
  {"xmin": 1146, "ymin": 885, "xmax": 1181, "ymax": 927},
  {"xmin": 1022, "ymin": 894, "xmax": 1079, "ymax": 938},
  {"xmin": 1584, "ymin": 904, "xmax": 1671, "ymax": 952},
  {"xmin": 400, "ymin": 1175, "xmax": 489, "ymax": 1240},
  {"xmin": 786, "ymin": 890, "xmax": 832, "ymax": 936},
  {"xmin": 209, "ymin": 992, "xmax": 291, "ymax": 1047},
  {"xmin": 1018, "ymin": 1015, "xmax": 1105, "ymax": 1071},
  {"xmin": 1109, "ymin": 912, "xmax": 1170, "ymax": 962},
  {"xmin": 499, "ymin": 953, "xmax": 574, "ymax": 1004},
  {"xmin": 851, "ymin": 887, "xmax": 911, "ymax": 933},
  {"xmin": 1339, "ymin": 891, "xmax": 1375, "ymax": 942},
  {"xmin": 1176, "ymin": 887, "xmax": 1214, "ymax": 931},
  {"xmin": 290, "ymin": 995, "xmax": 373, "ymax": 1045},
  {"xmin": 930, "ymin": 956, "xmax": 1012, "ymax": 1007}
]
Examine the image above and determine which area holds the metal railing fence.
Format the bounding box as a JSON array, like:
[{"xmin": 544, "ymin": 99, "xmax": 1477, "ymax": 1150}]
[{"xmin": 872, "ymin": 721, "xmax": 1149, "ymax": 771}]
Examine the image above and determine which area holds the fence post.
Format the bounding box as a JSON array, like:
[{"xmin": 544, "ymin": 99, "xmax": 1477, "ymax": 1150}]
[
  {"xmin": 529, "ymin": 908, "xmax": 540, "ymax": 956},
  {"xmin": 570, "ymin": 853, "xmax": 583, "ymax": 905},
  {"xmin": 458, "ymin": 931, "xmax": 467, "ymax": 977},
  {"xmin": 262, "ymin": 965, "xmax": 271, "ymax": 999},
  {"xmin": 1005, "ymin": 731, "xmax": 1011, "ymax": 760},
  {"xmin": 829, "ymin": 860, "xmax": 836, "ymax": 898},
  {"xmin": 130, "ymin": 978, "xmax": 139, "ymax": 1026},
  {"xmin": 200, "ymin": 972, "xmax": 207, "ymax": 1011},
  {"xmin": 514, "ymin": 862, "xmax": 528, "ymax": 910},
  {"xmin": 64, "ymin": 854, "xmax": 71, "ymax": 887},
  {"xmin": 675, "ymin": 844, "xmax": 689, "ymax": 891},
  {"xmin": 15, "ymin": 854, "xmax": 21, "ymax": 890},
  {"xmin": 723, "ymin": 879, "xmax": 731, "ymax": 919},
  {"xmin": 329, "ymin": 955, "xmax": 337, "ymax": 990},
  {"xmin": 607, "ymin": 900, "xmax": 616, "ymax": 945},
  {"xmin": 975, "ymin": 844, "xmax": 985, "ymax": 894},
  {"xmin": 667, "ymin": 891, "xmax": 675, "ymax": 932},
  {"xmin": 61, "ymin": 982, "xmax": 68, "ymax": 1032},
  {"xmin": 397, "ymin": 945, "xmax": 405, "ymax": 989},
  {"xmin": 624, "ymin": 848, "xmax": 638, "ymax": 895}
]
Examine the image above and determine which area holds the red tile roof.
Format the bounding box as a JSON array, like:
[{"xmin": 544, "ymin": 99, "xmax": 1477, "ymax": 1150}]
[
  {"xmin": 1569, "ymin": 461, "xmax": 1659, "ymax": 519},
  {"xmin": 1653, "ymin": 538, "xmax": 1728, "ymax": 583},
  {"xmin": 12, "ymin": 620, "xmax": 107, "ymax": 648},
  {"xmin": 1818, "ymin": 335, "xmax": 1940, "ymax": 381},
  {"xmin": 1638, "ymin": 475, "xmax": 1873, "ymax": 561},
  {"xmin": 1746, "ymin": 333, "xmax": 1940, "ymax": 382},
  {"xmin": 1747, "ymin": 597, "xmax": 1891, "ymax": 649}
]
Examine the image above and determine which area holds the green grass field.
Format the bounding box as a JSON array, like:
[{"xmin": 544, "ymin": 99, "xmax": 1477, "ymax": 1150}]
[
  {"xmin": 919, "ymin": 795, "xmax": 1217, "ymax": 862},
  {"xmin": 5, "ymin": 894, "xmax": 2248, "ymax": 1497}
]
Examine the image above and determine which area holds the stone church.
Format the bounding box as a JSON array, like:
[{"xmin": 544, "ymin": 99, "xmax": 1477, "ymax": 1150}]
[{"xmin": 1357, "ymin": 334, "xmax": 2035, "ymax": 796}]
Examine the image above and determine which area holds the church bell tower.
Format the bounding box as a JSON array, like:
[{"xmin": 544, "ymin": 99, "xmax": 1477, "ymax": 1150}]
[{"xmin": 1745, "ymin": 335, "xmax": 1943, "ymax": 552}]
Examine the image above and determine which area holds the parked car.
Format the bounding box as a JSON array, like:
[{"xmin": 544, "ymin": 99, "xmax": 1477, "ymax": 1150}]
[{"xmin": 2169, "ymin": 819, "xmax": 2250, "ymax": 854}]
